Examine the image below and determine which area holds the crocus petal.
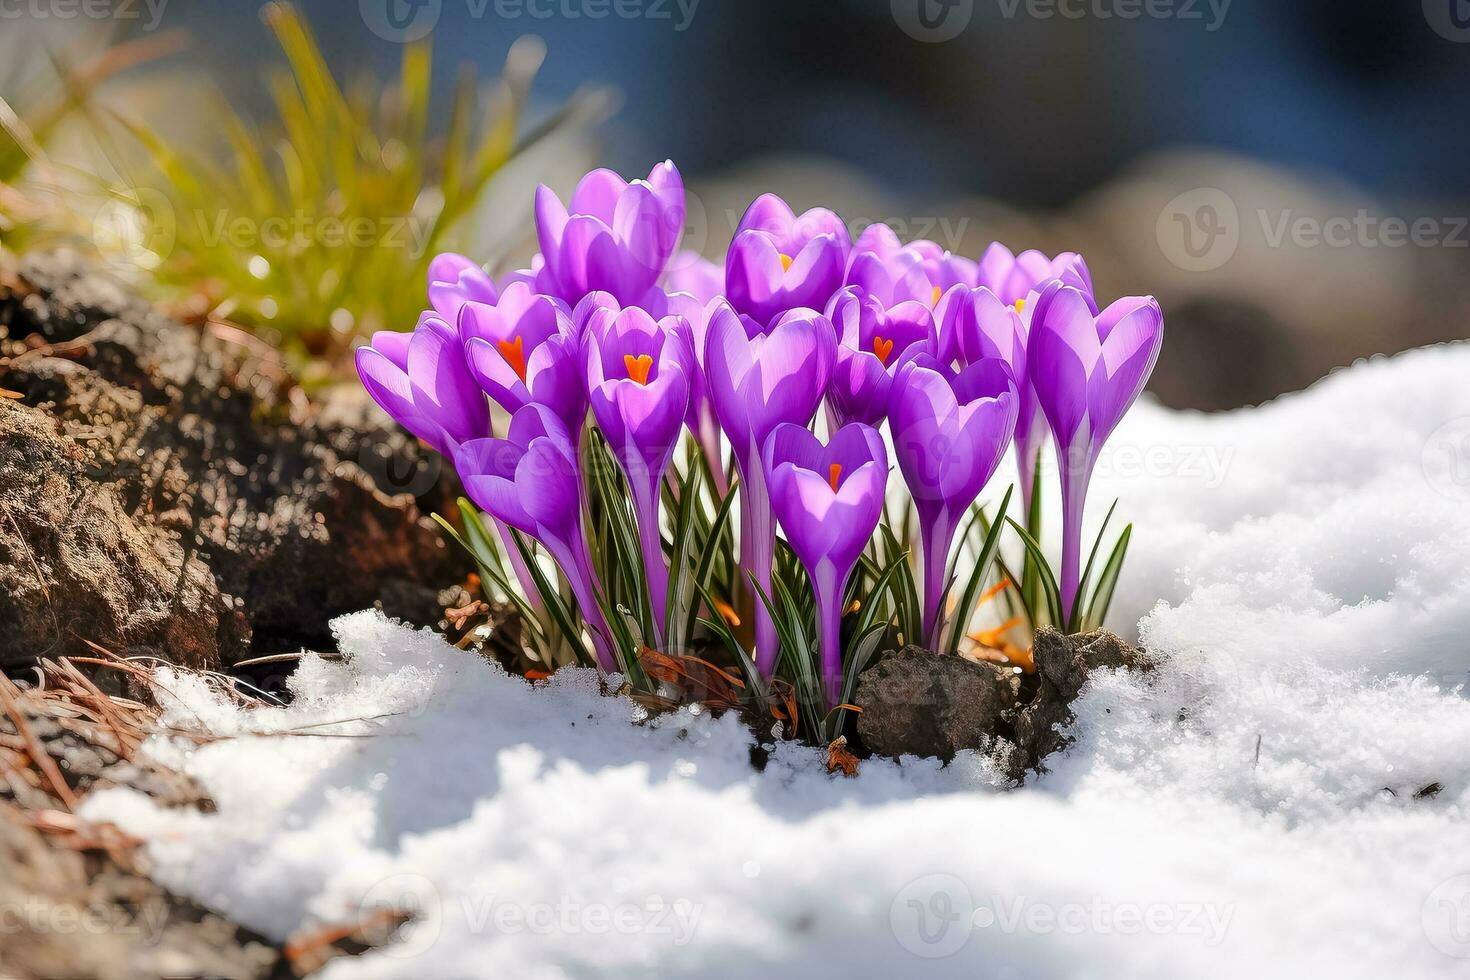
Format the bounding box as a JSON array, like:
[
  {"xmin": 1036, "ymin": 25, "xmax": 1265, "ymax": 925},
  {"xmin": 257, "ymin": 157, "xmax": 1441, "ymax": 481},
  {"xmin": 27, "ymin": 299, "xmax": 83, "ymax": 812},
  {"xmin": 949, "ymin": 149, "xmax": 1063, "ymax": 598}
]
[
  {"xmin": 747, "ymin": 311, "xmax": 837, "ymax": 447},
  {"xmin": 568, "ymin": 169, "xmax": 628, "ymax": 223},
  {"xmin": 1088, "ymin": 296, "xmax": 1164, "ymax": 444},
  {"xmin": 526, "ymin": 333, "xmax": 588, "ymax": 434},
  {"xmin": 1028, "ymin": 282, "xmax": 1101, "ymax": 448},
  {"xmin": 829, "ymin": 349, "xmax": 894, "ymax": 426},
  {"xmin": 890, "ymin": 360, "xmax": 1017, "ymax": 510},
  {"xmin": 725, "ymin": 230, "xmax": 845, "ymax": 326},
  {"xmin": 663, "ymin": 252, "xmax": 723, "ymax": 305},
  {"xmin": 572, "ymin": 291, "xmax": 621, "ymax": 339},
  {"xmin": 369, "ymin": 329, "xmax": 412, "ymax": 371},
  {"xmin": 356, "ymin": 345, "xmax": 439, "ymax": 450},
  {"xmin": 943, "ymin": 286, "xmax": 1026, "ymax": 381},
  {"xmin": 516, "ymin": 439, "xmax": 582, "ymax": 538},
  {"xmin": 613, "ymin": 182, "xmax": 667, "ymax": 279},
  {"xmin": 977, "ymin": 242, "xmax": 1016, "ymax": 298},
  {"xmin": 555, "ymin": 215, "xmax": 610, "ymax": 299},
  {"xmin": 764, "ymin": 421, "xmax": 891, "ymax": 568},
  {"xmin": 406, "ymin": 317, "xmax": 488, "ymax": 454},
  {"xmin": 428, "ymin": 253, "xmax": 498, "ymax": 325},
  {"xmin": 765, "ymin": 421, "xmax": 888, "ymax": 572},
  {"xmin": 612, "ymin": 365, "xmax": 688, "ymax": 462},
  {"xmin": 534, "ymin": 185, "xmax": 570, "ymax": 273},
  {"xmin": 456, "ymin": 437, "xmax": 538, "ymax": 534},
  {"xmin": 464, "ymin": 337, "xmax": 532, "ymax": 414},
  {"xmin": 704, "ymin": 301, "xmax": 759, "ymax": 450}
]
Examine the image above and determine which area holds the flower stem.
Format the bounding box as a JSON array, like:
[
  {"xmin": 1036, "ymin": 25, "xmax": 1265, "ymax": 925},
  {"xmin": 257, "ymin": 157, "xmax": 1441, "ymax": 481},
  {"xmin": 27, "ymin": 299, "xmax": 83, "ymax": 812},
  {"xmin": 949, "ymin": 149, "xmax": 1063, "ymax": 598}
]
[
  {"xmin": 698, "ymin": 414, "xmax": 729, "ymax": 499},
  {"xmin": 630, "ymin": 476, "xmax": 668, "ymax": 643},
  {"xmin": 737, "ymin": 452, "xmax": 778, "ymax": 675},
  {"xmin": 812, "ymin": 561, "xmax": 844, "ymax": 705},
  {"xmin": 918, "ymin": 505, "xmax": 956, "ymax": 650},
  {"xmin": 491, "ymin": 515, "xmax": 543, "ymax": 610},
  {"xmin": 550, "ymin": 530, "xmax": 618, "ymax": 673},
  {"xmin": 1057, "ymin": 446, "xmax": 1095, "ymax": 631}
]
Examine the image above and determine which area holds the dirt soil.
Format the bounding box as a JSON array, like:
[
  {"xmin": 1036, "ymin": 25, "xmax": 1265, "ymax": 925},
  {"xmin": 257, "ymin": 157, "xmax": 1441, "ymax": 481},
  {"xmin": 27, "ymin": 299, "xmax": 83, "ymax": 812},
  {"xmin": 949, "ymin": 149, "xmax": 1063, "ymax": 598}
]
[
  {"xmin": 0, "ymin": 249, "xmax": 468, "ymax": 679},
  {"xmin": 0, "ymin": 249, "xmax": 471, "ymax": 978}
]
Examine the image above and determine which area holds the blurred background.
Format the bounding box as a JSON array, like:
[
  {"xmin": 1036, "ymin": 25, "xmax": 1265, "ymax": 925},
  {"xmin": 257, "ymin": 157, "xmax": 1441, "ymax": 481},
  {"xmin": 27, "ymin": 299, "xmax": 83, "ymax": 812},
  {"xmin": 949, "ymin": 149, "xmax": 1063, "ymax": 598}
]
[{"xmin": 4, "ymin": 0, "xmax": 1469, "ymax": 408}]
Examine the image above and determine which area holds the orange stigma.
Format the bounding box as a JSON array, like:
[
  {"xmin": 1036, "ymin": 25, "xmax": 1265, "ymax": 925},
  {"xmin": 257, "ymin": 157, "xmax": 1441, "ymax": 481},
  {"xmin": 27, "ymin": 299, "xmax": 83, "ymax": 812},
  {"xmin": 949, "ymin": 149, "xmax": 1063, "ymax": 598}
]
[
  {"xmin": 828, "ymin": 463, "xmax": 843, "ymax": 492},
  {"xmin": 932, "ymin": 285, "xmax": 942, "ymax": 306},
  {"xmin": 624, "ymin": 353, "xmax": 654, "ymax": 384},
  {"xmin": 873, "ymin": 336, "xmax": 894, "ymax": 365},
  {"xmin": 497, "ymin": 335, "xmax": 527, "ymax": 381},
  {"xmin": 779, "ymin": 253, "xmax": 794, "ymax": 272},
  {"xmin": 1013, "ymin": 298, "xmax": 1026, "ymax": 313}
]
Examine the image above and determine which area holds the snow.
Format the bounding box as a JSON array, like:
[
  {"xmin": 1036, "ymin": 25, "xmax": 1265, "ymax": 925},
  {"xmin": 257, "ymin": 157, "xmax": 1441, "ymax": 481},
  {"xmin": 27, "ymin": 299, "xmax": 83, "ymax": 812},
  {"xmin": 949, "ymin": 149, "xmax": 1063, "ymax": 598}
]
[{"xmin": 85, "ymin": 343, "xmax": 1470, "ymax": 979}]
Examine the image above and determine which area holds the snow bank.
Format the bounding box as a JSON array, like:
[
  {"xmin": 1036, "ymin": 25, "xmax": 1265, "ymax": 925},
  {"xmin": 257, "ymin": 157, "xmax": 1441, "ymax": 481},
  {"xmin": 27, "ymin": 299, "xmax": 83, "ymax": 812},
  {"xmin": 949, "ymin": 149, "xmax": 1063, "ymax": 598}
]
[{"xmin": 86, "ymin": 343, "xmax": 1470, "ymax": 979}]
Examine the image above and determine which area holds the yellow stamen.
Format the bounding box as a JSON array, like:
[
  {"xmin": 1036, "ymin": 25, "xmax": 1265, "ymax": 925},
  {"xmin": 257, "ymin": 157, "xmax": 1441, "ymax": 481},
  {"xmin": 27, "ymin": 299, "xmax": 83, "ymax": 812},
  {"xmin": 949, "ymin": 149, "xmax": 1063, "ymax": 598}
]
[
  {"xmin": 779, "ymin": 253, "xmax": 794, "ymax": 272},
  {"xmin": 932, "ymin": 285, "xmax": 943, "ymax": 307},
  {"xmin": 873, "ymin": 336, "xmax": 894, "ymax": 365},
  {"xmin": 624, "ymin": 353, "xmax": 653, "ymax": 385},
  {"xmin": 1013, "ymin": 298, "xmax": 1026, "ymax": 313},
  {"xmin": 828, "ymin": 462, "xmax": 843, "ymax": 492},
  {"xmin": 497, "ymin": 335, "xmax": 527, "ymax": 381}
]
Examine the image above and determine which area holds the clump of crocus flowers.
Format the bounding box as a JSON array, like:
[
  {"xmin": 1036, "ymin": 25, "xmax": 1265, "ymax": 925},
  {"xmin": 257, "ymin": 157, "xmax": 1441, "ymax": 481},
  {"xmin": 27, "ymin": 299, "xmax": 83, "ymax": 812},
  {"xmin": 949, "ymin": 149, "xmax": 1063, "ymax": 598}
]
[{"xmin": 357, "ymin": 161, "xmax": 1163, "ymax": 739}]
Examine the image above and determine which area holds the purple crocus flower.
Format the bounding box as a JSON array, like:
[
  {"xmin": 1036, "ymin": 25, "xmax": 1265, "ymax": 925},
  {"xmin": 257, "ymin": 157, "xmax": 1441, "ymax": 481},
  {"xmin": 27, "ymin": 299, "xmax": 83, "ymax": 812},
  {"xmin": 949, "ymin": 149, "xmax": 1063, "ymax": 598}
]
[
  {"xmin": 846, "ymin": 224, "xmax": 976, "ymax": 309},
  {"xmin": 1028, "ymin": 281, "xmax": 1163, "ymax": 624},
  {"xmin": 935, "ymin": 285, "xmax": 1036, "ymax": 504},
  {"xmin": 457, "ymin": 404, "xmax": 617, "ymax": 671},
  {"xmin": 357, "ymin": 313, "xmax": 547, "ymax": 609},
  {"xmin": 765, "ymin": 422, "xmax": 887, "ymax": 697},
  {"xmin": 427, "ymin": 252, "xmax": 498, "ymax": 327},
  {"xmin": 662, "ymin": 251, "xmax": 724, "ymax": 305},
  {"xmin": 459, "ymin": 282, "xmax": 586, "ymax": 439},
  {"xmin": 583, "ymin": 306, "xmax": 691, "ymax": 637},
  {"xmin": 534, "ymin": 162, "xmax": 685, "ymax": 307},
  {"xmin": 826, "ymin": 286, "xmax": 938, "ymax": 427},
  {"xmin": 705, "ymin": 301, "xmax": 838, "ymax": 674},
  {"xmin": 355, "ymin": 312, "xmax": 488, "ymax": 459},
  {"xmin": 966, "ymin": 249, "xmax": 1095, "ymax": 513},
  {"xmin": 977, "ymin": 243, "xmax": 1094, "ymax": 308},
  {"xmin": 725, "ymin": 194, "xmax": 849, "ymax": 327},
  {"xmin": 889, "ymin": 357, "xmax": 1019, "ymax": 648}
]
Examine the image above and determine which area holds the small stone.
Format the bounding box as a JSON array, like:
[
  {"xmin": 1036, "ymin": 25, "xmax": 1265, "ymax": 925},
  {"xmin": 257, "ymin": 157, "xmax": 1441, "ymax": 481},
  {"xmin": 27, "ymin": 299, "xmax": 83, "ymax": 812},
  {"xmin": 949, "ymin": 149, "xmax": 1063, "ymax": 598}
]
[
  {"xmin": 1005, "ymin": 627, "xmax": 1155, "ymax": 779},
  {"xmin": 854, "ymin": 646, "xmax": 1021, "ymax": 762}
]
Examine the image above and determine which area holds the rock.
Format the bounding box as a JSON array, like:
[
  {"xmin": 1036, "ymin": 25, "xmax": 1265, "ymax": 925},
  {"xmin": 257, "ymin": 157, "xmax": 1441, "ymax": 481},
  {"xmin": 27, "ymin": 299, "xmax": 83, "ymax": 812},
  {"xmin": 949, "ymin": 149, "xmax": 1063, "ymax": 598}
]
[
  {"xmin": 850, "ymin": 630, "xmax": 1154, "ymax": 776},
  {"xmin": 1004, "ymin": 627, "xmax": 1155, "ymax": 778},
  {"xmin": 0, "ymin": 671, "xmax": 285, "ymax": 979},
  {"xmin": 0, "ymin": 250, "xmax": 466, "ymax": 676},
  {"xmin": 0, "ymin": 803, "xmax": 288, "ymax": 980},
  {"xmin": 853, "ymin": 646, "xmax": 1021, "ymax": 762}
]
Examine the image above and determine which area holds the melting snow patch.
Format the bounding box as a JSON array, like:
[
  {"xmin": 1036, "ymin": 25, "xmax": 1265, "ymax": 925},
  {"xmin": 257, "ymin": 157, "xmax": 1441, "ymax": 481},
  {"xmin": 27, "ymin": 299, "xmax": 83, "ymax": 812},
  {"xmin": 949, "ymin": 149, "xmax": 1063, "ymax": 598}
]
[{"xmin": 86, "ymin": 344, "xmax": 1470, "ymax": 979}]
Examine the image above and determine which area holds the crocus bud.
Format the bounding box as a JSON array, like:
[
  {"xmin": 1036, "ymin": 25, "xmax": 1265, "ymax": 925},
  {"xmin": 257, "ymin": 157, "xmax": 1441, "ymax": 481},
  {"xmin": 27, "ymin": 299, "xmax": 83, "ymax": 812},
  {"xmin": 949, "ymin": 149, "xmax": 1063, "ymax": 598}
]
[
  {"xmin": 1029, "ymin": 281, "xmax": 1163, "ymax": 623},
  {"xmin": 534, "ymin": 162, "xmax": 686, "ymax": 307}
]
